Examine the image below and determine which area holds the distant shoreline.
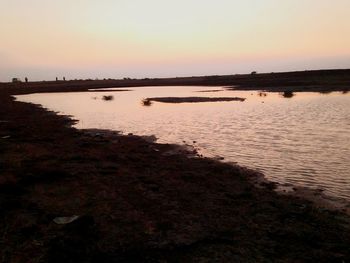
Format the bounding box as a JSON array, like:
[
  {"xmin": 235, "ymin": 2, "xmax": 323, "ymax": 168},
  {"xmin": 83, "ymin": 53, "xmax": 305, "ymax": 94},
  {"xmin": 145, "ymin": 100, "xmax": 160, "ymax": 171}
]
[{"xmin": 1, "ymin": 69, "xmax": 349, "ymax": 95}]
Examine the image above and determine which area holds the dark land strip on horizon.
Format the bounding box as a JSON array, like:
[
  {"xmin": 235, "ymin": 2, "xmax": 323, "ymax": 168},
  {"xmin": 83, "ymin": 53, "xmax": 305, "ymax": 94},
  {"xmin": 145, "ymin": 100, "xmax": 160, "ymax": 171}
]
[
  {"xmin": 1, "ymin": 69, "xmax": 349, "ymax": 95},
  {"xmin": 1, "ymin": 69, "xmax": 350, "ymax": 262}
]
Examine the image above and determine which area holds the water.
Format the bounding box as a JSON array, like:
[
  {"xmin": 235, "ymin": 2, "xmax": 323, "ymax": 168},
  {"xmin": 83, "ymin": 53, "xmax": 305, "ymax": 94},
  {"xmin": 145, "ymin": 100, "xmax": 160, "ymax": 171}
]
[{"xmin": 16, "ymin": 86, "xmax": 350, "ymax": 200}]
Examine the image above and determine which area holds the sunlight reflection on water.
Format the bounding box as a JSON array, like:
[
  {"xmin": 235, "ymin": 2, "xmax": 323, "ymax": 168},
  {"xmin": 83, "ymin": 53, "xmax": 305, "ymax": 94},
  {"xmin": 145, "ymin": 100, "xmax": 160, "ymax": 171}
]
[{"xmin": 17, "ymin": 86, "xmax": 350, "ymax": 200}]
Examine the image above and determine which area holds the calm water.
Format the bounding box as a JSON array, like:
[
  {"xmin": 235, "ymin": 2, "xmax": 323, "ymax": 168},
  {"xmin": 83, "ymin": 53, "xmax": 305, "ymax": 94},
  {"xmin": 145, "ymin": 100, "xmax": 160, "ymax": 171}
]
[{"xmin": 17, "ymin": 87, "xmax": 350, "ymax": 200}]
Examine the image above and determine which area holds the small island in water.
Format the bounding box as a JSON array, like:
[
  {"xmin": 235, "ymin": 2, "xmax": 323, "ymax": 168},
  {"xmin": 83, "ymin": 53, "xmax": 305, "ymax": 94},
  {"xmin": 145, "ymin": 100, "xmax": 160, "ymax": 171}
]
[{"xmin": 143, "ymin": 96, "xmax": 246, "ymax": 105}]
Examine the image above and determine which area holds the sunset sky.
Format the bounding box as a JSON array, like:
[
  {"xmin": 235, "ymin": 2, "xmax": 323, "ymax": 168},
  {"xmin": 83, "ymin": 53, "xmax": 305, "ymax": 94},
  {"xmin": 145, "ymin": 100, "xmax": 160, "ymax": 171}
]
[{"xmin": 1, "ymin": 0, "xmax": 350, "ymax": 81}]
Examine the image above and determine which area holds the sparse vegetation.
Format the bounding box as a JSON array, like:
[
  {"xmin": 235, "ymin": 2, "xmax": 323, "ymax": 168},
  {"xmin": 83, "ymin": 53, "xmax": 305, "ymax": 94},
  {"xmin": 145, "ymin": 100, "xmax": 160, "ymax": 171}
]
[
  {"xmin": 258, "ymin": 92, "xmax": 267, "ymax": 97},
  {"xmin": 142, "ymin": 98, "xmax": 152, "ymax": 106},
  {"xmin": 102, "ymin": 95, "xmax": 114, "ymax": 101},
  {"xmin": 282, "ymin": 91, "xmax": 294, "ymax": 98}
]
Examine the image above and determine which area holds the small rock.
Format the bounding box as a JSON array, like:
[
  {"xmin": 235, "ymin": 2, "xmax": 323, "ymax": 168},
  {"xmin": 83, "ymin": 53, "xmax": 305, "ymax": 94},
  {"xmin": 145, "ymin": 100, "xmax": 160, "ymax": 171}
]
[{"xmin": 53, "ymin": 215, "xmax": 80, "ymax": 225}]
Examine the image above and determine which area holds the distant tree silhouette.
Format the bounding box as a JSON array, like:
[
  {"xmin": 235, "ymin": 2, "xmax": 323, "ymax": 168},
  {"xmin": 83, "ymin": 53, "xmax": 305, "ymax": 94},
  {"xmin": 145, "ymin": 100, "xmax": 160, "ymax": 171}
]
[
  {"xmin": 25, "ymin": 77, "xmax": 28, "ymax": 83},
  {"xmin": 56, "ymin": 77, "xmax": 58, "ymax": 81},
  {"xmin": 63, "ymin": 77, "xmax": 66, "ymax": 81}
]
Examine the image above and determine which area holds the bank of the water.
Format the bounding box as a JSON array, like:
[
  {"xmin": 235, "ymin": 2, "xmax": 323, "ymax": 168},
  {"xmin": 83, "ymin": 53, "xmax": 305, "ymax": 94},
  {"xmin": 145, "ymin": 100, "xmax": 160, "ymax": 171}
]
[{"xmin": 1, "ymin": 86, "xmax": 350, "ymax": 262}]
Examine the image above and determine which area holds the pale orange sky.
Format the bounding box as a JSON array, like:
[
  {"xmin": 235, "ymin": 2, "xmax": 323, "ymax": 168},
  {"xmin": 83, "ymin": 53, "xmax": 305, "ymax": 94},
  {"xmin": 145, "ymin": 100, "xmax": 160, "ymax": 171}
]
[{"xmin": 1, "ymin": 0, "xmax": 350, "ymax": 81}]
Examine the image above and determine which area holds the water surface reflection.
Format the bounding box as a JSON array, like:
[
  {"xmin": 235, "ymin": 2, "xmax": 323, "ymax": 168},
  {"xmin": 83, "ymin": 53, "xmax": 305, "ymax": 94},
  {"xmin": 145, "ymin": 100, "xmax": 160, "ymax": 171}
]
[{"xmin": 17, "ymin": 87, "xmax": 350, "ymax": 200}]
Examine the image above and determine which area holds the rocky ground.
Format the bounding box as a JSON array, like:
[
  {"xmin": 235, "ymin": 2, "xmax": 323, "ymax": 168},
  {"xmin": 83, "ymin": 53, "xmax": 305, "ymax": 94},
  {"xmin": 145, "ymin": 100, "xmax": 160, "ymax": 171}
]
[{"xmin": 0, "ymin": 85, "xmax": 350, "ymax": 262}]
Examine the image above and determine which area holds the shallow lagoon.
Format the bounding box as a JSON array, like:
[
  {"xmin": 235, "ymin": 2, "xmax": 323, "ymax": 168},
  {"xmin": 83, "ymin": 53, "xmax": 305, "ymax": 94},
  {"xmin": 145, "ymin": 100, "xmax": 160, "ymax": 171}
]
[{"xmin": 17, "ymin": 86, "xmax": 350, "ymax": 200}]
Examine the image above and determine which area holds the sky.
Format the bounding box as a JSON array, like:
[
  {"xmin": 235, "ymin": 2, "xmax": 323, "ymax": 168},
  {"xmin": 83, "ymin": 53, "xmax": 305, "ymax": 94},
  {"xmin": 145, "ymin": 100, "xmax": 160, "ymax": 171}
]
[{"xmin": 1, "ymin": 0, "xmax": 350, "ymax": 81}]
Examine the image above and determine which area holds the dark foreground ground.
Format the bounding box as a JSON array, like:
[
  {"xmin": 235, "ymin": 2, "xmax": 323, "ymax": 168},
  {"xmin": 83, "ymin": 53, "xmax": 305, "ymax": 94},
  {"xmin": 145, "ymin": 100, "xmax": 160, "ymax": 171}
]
[{"xmin": 1, "ymin": 72, "xmax": 350, "ymax": 262}]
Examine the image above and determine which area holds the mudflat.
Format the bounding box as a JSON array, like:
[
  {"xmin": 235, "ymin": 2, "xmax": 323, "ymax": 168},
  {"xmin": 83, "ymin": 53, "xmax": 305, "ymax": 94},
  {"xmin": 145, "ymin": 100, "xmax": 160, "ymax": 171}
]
[
  {"xmin": 1, "ymin": 79, "xmax": 350, "ymax": 262},
  {"xmin": 144, "ymin": 97, "xmax": 246, "ymax": 104}
]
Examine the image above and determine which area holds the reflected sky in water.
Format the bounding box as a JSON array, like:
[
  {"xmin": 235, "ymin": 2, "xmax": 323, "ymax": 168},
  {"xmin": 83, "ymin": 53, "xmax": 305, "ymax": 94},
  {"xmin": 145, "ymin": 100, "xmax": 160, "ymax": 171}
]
[{"xmin": 17, "ymin": 87, "xmax": 350, "ymax": 200}]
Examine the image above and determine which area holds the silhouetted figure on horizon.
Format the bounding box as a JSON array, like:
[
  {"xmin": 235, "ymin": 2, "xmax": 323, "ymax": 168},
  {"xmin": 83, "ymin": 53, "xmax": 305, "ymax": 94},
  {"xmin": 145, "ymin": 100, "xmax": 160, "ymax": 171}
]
[
  {"xmin": 63, "ymin": 77, "xmax": 66, "ymax": 81},
  {"xmin": 56, "ymin": 77, "xmax": 58, "ymax": 81},
  {"xmin": 25, "ymin": 77, "xmax": 28, "ymax": 83}
]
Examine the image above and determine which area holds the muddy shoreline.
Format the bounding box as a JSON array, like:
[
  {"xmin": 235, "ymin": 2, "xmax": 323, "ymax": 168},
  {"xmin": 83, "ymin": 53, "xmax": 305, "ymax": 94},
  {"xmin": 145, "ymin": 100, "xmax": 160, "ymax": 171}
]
[
  {"xmin": 1, "ymin": 84, "xmax": 350, "ymax": 262},
  {"xmin": 144, "ymin": 97, "xmax": 246, "ymax": 104}
]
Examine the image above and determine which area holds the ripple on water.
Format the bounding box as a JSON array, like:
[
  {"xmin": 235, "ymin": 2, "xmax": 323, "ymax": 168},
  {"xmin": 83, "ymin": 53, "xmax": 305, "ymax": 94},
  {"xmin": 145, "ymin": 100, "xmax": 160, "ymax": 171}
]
[{"xmin": 16, "ymin": 87, "xmax": 350, "ymax": 200}]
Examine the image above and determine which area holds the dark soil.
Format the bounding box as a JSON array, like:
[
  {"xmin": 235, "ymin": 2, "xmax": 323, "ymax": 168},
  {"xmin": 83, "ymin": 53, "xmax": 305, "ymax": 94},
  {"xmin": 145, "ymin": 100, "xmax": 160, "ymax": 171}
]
[
  {"xmin": 0, "ymin": 79, "xmax": 350, "ymax": 262},
  {"xmin": 1, "ymin": 69, "xmax": 349, "ymax": 94}
]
